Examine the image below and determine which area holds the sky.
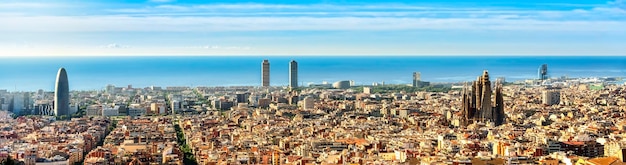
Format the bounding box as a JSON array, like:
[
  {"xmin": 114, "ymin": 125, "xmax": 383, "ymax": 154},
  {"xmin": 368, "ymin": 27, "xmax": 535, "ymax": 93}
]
[{"xmin": 0, "ymin": 0, "xmax": 625, "ymax": 56}]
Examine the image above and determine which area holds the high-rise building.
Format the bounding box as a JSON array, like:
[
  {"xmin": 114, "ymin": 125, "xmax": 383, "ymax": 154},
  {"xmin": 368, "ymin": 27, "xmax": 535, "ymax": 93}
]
[
  {"xmin": 538, "ymin": 64, "xmax": 548, "ymax": 81},
  {"xmin": 412, "ymin": 72, "xmax": 430, "ymax": 88},
  {"xmin": 542, "ymin": 89, "xmax": 560, "ymax": 105},
  {"xmin": 262, "ymin": 60, "xmax": 270, "ymax": 87},
  {"xmin": 54, "ymin": 67, "xmax": 70, "ymax": 118},
  {"xmin": 289, "ymin": 60, "xmax": 298, "ymax": 88},
  {"xmin": 236, "ymin": 92, "xmax": 249, "ymax": 104},
  {"xmin": 105, "ymin": 84, "xmax": 116, "ymax": 94},
  {"xmin": 171, "ymin": 100, "xmax": 183, "ymax": 114},
  {"xmin": 460, "ymin": 70, "xmax": 505, "ymax": 126},
  {"xmin": 11, "ymin": 93, "xmax": 25, "ymax": 115},
  {"xmin": 413, "ymin": 72, "xmax": 421, "ymax": 86}
]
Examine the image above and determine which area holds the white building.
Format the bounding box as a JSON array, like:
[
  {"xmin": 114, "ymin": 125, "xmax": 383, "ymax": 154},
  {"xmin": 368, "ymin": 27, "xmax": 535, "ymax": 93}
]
[
  {"xmin": 128, "ymin": 104, "xmax": 146, "ymax": 116},
  {"xmin": 150, "ymin": 103, "xmax": 167, "ymax": 115},
  {"xmin": 363, "ymin": 87, "xmax": 371, "ymax": 94},
  {"xmin": 302, "ymin": 96, "xmax": 315, "ymax": 110},
  {"xmin": 128, "ymin": 108, "xmax": 146, "ymax": 116},
  {"xmin": 248, "ymin": 94, "xmax": 260, "ymax": 107},
  {"xmin": 542, "ymin": 90, "xmax": 560, "ymax": 105},
  {"xmin": 86, "ymin": 105, "xmax": 102, "ymax": 116},
  {"xmin": 70, "ymin": 104, "xmax": 79, "ymax": 114},
  {"xmin": 171, "ymin": 100, "xmax": 181, "ymax": 113},
  {"xmin": 102, "ymin": 106, "xmax": 120, "ymax": 116},
  {"xmin": 12, "ymin": 93, "xmax": 24, "ymax": 115},
  {"xmin": 332, "ymin": 81, "xmax": 351, "ymax": 89}
]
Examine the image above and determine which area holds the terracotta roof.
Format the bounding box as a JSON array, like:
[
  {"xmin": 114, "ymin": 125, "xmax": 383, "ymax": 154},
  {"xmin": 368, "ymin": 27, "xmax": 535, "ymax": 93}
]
[
  {"xmin": 562, "ymin": 141, "xmax": 584, "ymax": 146},
  {"xmin": 587, "ymin": 157, "xmax": 618, "ymax": 165},
  {"xmin": 336, "ymin": 138, "xmax": 368, "ymax": 145}
]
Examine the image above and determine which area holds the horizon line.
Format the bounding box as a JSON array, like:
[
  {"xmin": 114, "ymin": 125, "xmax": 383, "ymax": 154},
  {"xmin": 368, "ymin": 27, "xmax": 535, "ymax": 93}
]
[{"xmin": 1, "ymin": 54, "xmax": 626, "ymax": 58}]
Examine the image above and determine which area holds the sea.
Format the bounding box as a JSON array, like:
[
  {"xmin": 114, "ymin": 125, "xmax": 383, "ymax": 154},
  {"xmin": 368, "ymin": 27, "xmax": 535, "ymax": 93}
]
[{"xmin": 0, "ymin": 56, "xmax": 625, "ymax": 91}]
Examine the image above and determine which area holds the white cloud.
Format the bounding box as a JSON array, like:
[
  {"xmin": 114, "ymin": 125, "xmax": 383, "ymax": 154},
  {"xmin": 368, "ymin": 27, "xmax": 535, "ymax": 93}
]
[
  {"xmin": 582, "ymin": 0, "xmax": 626, "ymax": 14},
  {"xmin": 149, "ymin": 0, "xmax": 175, "ymax": 3},
  {"xmin": 184, "ymin": 45, "xmax": 252, "ymax": 50},
  {"xmin": 154, "ymin": 5, "xmax": 188, "ymax": 11},
  {"xmin": 0, "ymin": 2, "xmax": 62, "ymax": 9},
  {"xmin": 87, "ymin": 3, "xmax": 626, "ymax": 31},
  {"xmin": 101, "ymin": 43, "xmax": 130, "ymax": 48},
  {"xmin": 1, "ymin": 2, "xmax": 625, "ymax": 56},
  {"xmin": 609, "ymin": 0, "xmax": 626, "ymax": 10},
  {"xmin": 106, "ymin": 4, "xmax": 513, "ymax": 16},
  {"xmin": 1, "ymin": 15, "xmax": 624, "ymax": 32},
  {"xmin": 104, "ymin": 8, "xmax": 151, "ymax": 13}
]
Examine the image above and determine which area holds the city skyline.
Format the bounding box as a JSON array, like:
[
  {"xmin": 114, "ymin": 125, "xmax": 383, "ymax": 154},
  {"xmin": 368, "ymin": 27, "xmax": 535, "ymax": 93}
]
[
  {"xmin": 1, "ymin": 62, "xmax": 622, "ymax": 164},
  {"xmin": 2, "ymin": 0, "xmax": 626, "ymax": 164},
  {"xmin": 1, "ymin": 0, "xmax": 625, "ymax": 56},
  {"xmin": 1, "ymin": 56, "xmax": 625, "ymax": 91}
]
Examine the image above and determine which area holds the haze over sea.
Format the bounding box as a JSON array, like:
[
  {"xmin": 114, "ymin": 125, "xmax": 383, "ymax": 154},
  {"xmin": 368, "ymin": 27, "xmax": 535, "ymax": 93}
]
[{"xmin": 0, "ymin": 56, "xmax": 625, "ymax": 91}]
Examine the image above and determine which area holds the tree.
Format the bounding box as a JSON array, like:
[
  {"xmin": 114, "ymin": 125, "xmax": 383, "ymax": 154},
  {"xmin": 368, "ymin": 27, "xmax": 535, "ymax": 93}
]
[
  {"xmin": 1, "ymin": 155, "xmax": 17, "ymax": 165},
  {"xmin": 174, "ymin": 124, "xmax": 197, "ymax": 165},
  {"xmin": 56, "ymin": 115, "xmax": 68, "ymax": 121}
]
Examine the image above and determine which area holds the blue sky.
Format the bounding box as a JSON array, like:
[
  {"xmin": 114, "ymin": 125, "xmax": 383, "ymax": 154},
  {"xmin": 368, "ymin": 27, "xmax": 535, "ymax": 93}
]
[{"xmin": 0, "ymin": 0, "xmax": 625, "ymax": 56}]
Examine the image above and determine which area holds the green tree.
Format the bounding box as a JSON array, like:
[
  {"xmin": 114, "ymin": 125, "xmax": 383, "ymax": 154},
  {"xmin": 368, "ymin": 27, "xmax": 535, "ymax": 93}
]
[
  {"xmin": 174, "ymin": 123, "xmax": 197, "ymax": 165},
  {"xmin": 1, "ymin": 155, "xmax": 17, "ymax": 165}
]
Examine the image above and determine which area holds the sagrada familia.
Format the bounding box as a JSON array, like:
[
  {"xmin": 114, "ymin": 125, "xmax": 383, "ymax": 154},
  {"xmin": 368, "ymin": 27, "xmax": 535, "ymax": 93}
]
[{"xmin": 460, "ymin": 70, "xmax": 506, "ymax": 126}]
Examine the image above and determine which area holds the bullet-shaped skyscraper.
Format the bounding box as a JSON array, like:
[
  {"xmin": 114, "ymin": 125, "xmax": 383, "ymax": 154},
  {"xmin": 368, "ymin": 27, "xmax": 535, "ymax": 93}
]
[
  {"xmin": 289, "ymin": 60, "xmax": 298, "ymax": 88},
  {"xmin": 262, "ymin": 60, "xmax": 270, "ymax": 87},
  {"xmin": 54, "ymin": 68, "xmax": 70, "ymax": 117}
]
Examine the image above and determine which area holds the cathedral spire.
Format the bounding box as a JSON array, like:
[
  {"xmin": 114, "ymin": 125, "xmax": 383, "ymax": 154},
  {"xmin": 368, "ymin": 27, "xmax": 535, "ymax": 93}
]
[{"xmin": 459, "ymin": 70, "xmax": 505, "ymax": 127}]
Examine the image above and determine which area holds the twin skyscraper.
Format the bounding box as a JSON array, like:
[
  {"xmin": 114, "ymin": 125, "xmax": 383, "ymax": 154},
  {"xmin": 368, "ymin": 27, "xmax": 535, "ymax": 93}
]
[
  {"xmin": 261, "ymin": 59, "xmax": 298, "ymax": 88},
  {"xmin": 54, "ymin": 59, "xmax": 294, "ymax": 119}
]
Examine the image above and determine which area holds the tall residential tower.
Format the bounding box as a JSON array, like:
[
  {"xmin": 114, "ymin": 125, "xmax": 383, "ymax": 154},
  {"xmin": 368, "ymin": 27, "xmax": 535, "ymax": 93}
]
[
  {"xmin": 289, "ymin": 60, "xmax": 298, "ymax": 88},
  {"xmin": 412, "ymin": 72, "xmax": 430, "ymax": 88},
  {"xmin": 538, "ymin": 64, "xmax": 548, "ymax": 81},
  {"xmin": 54, "ymin": 68, "xmax": 70, "ymax": 118},
  {"xmin": 412, "ymin": 72, "xmax": 421, "ymax": 87},
  {"xmin": 262, "ymin": 60, "xmax": 270, "ymax": 87}
]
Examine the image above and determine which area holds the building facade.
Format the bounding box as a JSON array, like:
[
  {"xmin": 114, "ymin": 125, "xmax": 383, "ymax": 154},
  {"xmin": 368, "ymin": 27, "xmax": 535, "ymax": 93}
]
[
  {"xmin": 332, "ymin": 81, "xmax": 351, "ymax": 89},
  {"xmin": 542, "ymin": 89, "xmax": 561, "ymax": 105},
  {"xmin": 303, "ymin": 96, "xmax": 314, "ymax": 110}
]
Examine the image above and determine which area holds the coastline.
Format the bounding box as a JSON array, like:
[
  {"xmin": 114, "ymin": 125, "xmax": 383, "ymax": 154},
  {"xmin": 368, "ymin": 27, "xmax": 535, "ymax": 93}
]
[{"xmin": 1, "ymin": 56, "xmax": 625, "ymax": 91}]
